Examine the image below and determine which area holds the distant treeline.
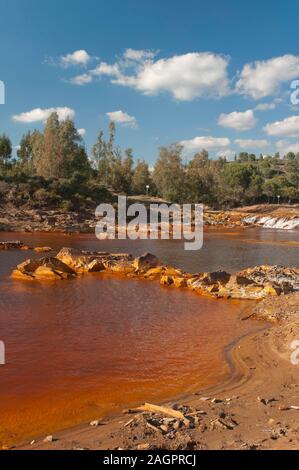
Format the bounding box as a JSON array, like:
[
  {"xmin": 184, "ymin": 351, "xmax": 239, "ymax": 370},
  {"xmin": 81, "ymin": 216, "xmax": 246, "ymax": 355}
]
[{"xmin": 0, "ymin": 112, "xmax": 298, "ymax": 209}]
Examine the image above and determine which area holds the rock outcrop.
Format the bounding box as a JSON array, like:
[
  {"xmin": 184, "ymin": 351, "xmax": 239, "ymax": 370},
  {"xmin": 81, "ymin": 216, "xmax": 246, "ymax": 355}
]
[
  {"xmin": 10, "ymin": 248, "xmax": 299, "ymax": 300},
  {"xmin": 56, "ymin": 247, "xmax": 106, "ymax": 273},
  {"xmin": 11, "ymin": 257, "xmax": 76, "ymax": 280},
  {"xmin": 0, "ymin": 241, "xmax": 31, "ymax": 250},
  {"xmin": 34, "ymin": 247, "xmax": 53, "ymax": 253},
  {"xmin": 56, "ymin": 247, "xmax": 134, "ymax": 274},
  {"xmin": 133, "ymin": 253, "xmax": 160, "ymax": 272}
]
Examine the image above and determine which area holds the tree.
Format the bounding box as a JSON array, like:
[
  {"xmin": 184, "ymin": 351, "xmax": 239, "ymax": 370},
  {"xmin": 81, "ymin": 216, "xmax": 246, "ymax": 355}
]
[
  {"xmin": 92, "ymin": 130, "xmax": 109, "ymax": 183},
  {"xmin": 285, "ymin": 153, "xmax": 299, "ymax": 188},
  {"xmin": 0, "ymin": 134, "xmax": 12, "ymax": 167},
  {"xmin": 132, "ymin": 159, "xmax": 151, "ymax": 194},
  {"xmin": 59, "ymin": 117, "xmax": 90, "ymax": 178},
  {"xmin": 185, "ymin": 150, "xmax": 216, "ymax": 204},
  {"xmin": 152, "ymin": 144, "xmax": 185, "ymax": 202},
  {"xmin": 17, "ymin": 131, "xmax": 34, "ymax": 174},
  {"xmin": 31, "ymin": 112, "xmax": 90, "ymax": 179},
  {"xmin": 121, "ymin": 148, "xmax": 134, "ymax": 193}
]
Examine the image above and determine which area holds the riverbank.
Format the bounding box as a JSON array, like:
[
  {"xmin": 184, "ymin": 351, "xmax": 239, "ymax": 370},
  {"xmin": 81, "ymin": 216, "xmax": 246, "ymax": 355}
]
[
  {"xmin": 16, "ymin": 292, "xmax": 299, "ymax": 450},
  {"xmin": 0, "ymin": 203, "xmax": 298, "ymax": 233},
  {"xmin": 6, "ymin": 244, "xmax": 299, "ymax": 450},
  {"xmin": 1, "ymin": 235, "xmax": 298, "ymax": 450}
]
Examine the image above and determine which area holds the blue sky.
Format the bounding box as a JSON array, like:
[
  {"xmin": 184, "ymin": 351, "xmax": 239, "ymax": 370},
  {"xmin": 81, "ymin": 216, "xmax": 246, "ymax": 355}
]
[{"xmin": 1, "ymin": 0, "xmax": 299, "ymax": 164}]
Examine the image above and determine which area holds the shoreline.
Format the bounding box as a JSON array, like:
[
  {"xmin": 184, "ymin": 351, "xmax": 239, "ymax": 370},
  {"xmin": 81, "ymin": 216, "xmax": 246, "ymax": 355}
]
[
  {"xmin": 1, "ymin": 234, "xmax": 298, "ymax": 450},
  {"xmin": 15, "ymin": 293, "xmax": 299, "ymax": 450},
  {"xmin": 1, "ymin": 203, "xmax": 298, "ymax": 233}
]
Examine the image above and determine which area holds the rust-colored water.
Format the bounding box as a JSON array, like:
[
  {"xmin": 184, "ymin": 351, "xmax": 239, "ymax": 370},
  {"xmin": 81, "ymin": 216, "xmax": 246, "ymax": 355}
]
[{"xmin": 0, "ymin": 228, "xmax": 297, "ymax": 446}]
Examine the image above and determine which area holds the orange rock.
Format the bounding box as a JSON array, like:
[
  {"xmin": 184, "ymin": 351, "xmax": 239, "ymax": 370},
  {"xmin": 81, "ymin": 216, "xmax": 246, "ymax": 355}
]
[
  {"xmin": 34, "ymin": 246, "xmax": 52, "ymax": 253},
  {"xmin": 160, "ymin": 275, "xmax": 174, "ymax": 286}
]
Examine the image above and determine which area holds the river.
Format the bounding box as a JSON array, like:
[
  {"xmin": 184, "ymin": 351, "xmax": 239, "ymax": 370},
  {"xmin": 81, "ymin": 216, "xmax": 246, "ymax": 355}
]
[{"xmin": 0, "ymin": 227, "xmax": 298, "ymax": 446}]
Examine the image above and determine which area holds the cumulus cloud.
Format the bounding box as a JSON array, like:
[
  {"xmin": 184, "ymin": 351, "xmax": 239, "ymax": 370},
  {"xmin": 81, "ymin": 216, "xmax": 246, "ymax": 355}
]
[
  {"xmin": 60, "ymin": 50, "xmax": 92, "ymax": 67},
  {"xmin": 218, "ymin": 109, "xmax": 257, "ymax": 131},
  {"xmin": 92, "ymin": 62, "xmax": 121, "ymax": 77},
  {"xmin": 106, "ymin": 110, "xmax": 137, "ymax": 127},
  {"xmin": 123, "ymin": 48, "xmax": 156, "ymax": 62},
  {"xmin": 264, "ymin": 116, "xmax": 299, "ymax": 137},
  {"xmin": 71, "ymin": 50, "xmax": 231, "ymax": 100},
  {"xmin": 236, "ymin": 55, "xmax": 299, "ymax": 99},
  {"xmin": 180, "ymin": 135, "xmax": 231, "ymax": 152},
  {"xmin": 255, "ymin": 102, "xmax": 276, "ymax": 111},
  {"xmin": 216, "ymin": 149, "xmax": 236, "ymax": 160},
  {"xmin": 78, "ymin": 128, "xmax": 86, "ymax": 137},
  {"xmin": 234, "ymin": 138, "xmax": 269, "ymax": 149},
  {"xmin": 276, "ymin": 139, "xmax": 299, "ymax": 156},
  {"xmin": 13, "ymin": 107, "xmax": 75, "ymax": 123},
  {"xmin": 70, "ymin": 73, "xmax": 93, "ymax": 85}
]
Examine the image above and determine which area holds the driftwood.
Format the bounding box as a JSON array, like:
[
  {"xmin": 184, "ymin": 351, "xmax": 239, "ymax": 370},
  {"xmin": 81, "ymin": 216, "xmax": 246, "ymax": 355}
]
[{"xmin": 135, "ymin": 403, "xmax": 189, "ymax": 424}]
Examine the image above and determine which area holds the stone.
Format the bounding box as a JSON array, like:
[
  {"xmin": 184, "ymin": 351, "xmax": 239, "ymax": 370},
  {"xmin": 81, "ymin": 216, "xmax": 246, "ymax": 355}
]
[
  {"xmin": 104, "ymin": 260, "xmax": 135, "ymax": 274},
  {"xmin": 0, "ymin": 240, "xmax": 31, "ymax": 250},
  {"xmin": 143, "ymin": 266, "xmax": 165, "ymax": 279},
  {"xmin": 201, "ymin": 271, "xmax": 231, "ymax": 286},
  {"xmin": 56, "ymin": 247, "xmax": 105, "ymax": 273},
  {"xmin": 90, "ymin": 420, "xmax": 100, "ymax": 427},
  {"xmin": 133, "ymin": 252, "xmax": 160, "ymax": 272},
  {"xmin": 173, "ymin": 277, "xmax": 187, "ymax": 288},
  {"xmin": 11, "ymin": 257, "xmax": 76, "ymax": 281},
  {"xmin": 160, "ymin": 275, "xmax": 174, "ymax": 286},
  {"xmin": 34, "ymin": 246, "xmax": 53, "ymax": 253}
]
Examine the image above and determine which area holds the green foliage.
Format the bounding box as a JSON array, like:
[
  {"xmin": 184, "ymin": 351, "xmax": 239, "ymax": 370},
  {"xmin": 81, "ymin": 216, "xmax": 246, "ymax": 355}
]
[
  {"xmin": 1, "ymin": 119, "xmax": 299, "ymax": 209},
  {"xmin": 132, "ymin": 159, "xmax": 151, "ymax": 194},
  {"xmin": 152, "ymin": 144, "xmax": 185, "ymax": 202},
  {"xmin": 0, "ymin": 134, "xmax": 12, "ymax": 167}
]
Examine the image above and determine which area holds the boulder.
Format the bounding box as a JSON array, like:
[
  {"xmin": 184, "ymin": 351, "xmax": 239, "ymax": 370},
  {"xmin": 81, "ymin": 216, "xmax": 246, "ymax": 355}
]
[
  {"xmin": 103, "ymin": 260, "xmax": 135, "ymax": 275},
  {"xmin": 233, "ymin": 265, "xmax": 299, "ymax": 293},
  {"xmin": 56, "ymin": 247, "xmax": 105, "ymax": 273},
  {"xmin": 133, "ymin": 253, "xmax": 160, "ymax": 272},
  {"xmin": 34, "ymin": 246, "xmax": 53, "ymax": 253},
  {"xmin": 143, "ymin": 266, "xmax": 166, "ymax": 279},
  {"xmin": 160, "ymin": 275, "xmax": 174, "ymax": 286},
  {"xmin": 201, "ymin": 271, "xmax": 231, "ymax": 286},
  {"xmin": 0, "ymin": 241, "xmax": 31, "ymax": 251},
  {"xmin": 173, "ymin": 277, "xmax": 187, "ymax": 288},
  {"xmin": 11, "ymin": 257, "xmax": 76, "ymax": 281}
]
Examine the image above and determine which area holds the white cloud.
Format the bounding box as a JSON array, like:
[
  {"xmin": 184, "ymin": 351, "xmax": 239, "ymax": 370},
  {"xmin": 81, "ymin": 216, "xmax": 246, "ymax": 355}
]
[
  {"xmin": 123, "ymin": 48, "xmax": 155, "ymax": 62},
  {"xmin": 234, "ymin": 138, "xmax": 269, "ymax": 149},
  {"xmin": 77, "ymin": 50, "xmax": 231, "ymax": 100},
  {"xmin": 78, "ymin": 128, "xmax": 86, "ymax": 137},
  {"xmin": 70, "ymin": 73, "xmax": 93, "ymax": 85},
  {"xmin": 264, "ymin": 115, "xmax": 299, "ymax": 137},
  {"xmin": 116, "ymin": 52, "xmax": 230, "ymax": 100},
  {"xmin": 218, "ymin": 109, "xmax": 257, "ymax": 131},
  {"xmin": 92, "ymin": 62, "xmax": 120, "ymax": 77},
  {"xmin": 236, "ymin": 55, "xmax": 299, "ymax": 99},
  {"xmin": 255, "ymin": 102, "xmax": 276, "ymax": 111},
  {"xmin": 276, "ymin": 139, "xmax": 299, "ymax": 156},
  {"xmin": 180, "ymin": 135, "xmax": 231, "ymax": 152},
  {"xmin": 106, "ymin": 110, "xmax": 137, "ymax": 127},
  {"xmin": 13, "ymin": 107, "xmax": 75, "ymax": 123},
  {"xmin": 216, "ymin": 149, "xmax": 236, "ymax": 160},
  {"xmin": 60, "ymin": 50, "xmax": 92, "ymax": 67}
]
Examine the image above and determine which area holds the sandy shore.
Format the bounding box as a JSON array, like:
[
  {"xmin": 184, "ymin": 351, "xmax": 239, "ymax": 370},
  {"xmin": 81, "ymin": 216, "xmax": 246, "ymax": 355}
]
[{"xmin": 17, "ymin": 293, "xmax": 299, "ymax": 451}]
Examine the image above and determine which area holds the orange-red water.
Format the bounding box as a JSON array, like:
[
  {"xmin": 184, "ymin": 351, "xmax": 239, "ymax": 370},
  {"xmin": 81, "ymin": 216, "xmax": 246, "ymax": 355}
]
[{"xmin": 0, "ymin": 228, "xmax": 298, "ymax": 446}]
